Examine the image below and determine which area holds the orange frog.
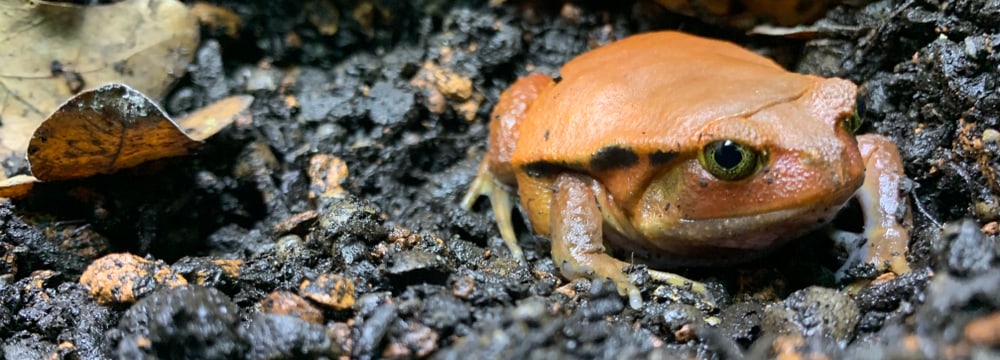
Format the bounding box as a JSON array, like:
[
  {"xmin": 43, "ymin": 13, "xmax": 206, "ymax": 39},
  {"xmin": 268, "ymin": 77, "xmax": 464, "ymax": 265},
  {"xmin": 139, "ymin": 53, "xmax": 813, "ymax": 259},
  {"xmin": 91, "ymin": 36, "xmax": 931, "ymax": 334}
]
[{"xmin": 463, "ymin": 31, "xmax": 910, "ymax": 309}]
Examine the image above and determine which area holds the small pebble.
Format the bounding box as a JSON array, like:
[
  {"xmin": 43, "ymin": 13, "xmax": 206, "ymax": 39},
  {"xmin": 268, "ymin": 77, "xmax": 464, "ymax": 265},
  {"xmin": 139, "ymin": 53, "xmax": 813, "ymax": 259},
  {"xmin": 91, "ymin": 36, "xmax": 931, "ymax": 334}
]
[
  {"xmin": 965, "ymin": 311, "xmax": 1000, "ymax": 346},
  {"xmin": 258, "ymin": 291, "xmax": 324, "ymax": 324},
  {"xmin": 300, "ymin": 273, "xmax": 355, "ymax": 311},
  {"xmin": 79, "ymin": 253, "xmax": 187, "ymax": 305},
  {"xmin": 762, "ymin": 287, "xmax": 859, "ymax": 346}
]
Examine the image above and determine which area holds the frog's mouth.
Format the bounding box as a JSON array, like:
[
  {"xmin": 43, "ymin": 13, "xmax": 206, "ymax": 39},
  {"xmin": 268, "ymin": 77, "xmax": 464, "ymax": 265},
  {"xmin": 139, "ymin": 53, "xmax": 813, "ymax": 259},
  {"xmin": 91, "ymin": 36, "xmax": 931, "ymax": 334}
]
[{"xmin": 605, "ymin": 194, "xmax": 854, "ymax": 268}]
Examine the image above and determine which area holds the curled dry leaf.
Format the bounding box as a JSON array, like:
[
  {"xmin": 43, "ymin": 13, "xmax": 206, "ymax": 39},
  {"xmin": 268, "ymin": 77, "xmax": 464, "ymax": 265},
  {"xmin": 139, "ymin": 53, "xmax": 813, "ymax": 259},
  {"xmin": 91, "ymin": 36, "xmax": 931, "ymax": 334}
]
[
  {"xmin": 27, "ymin": 84, "xmax": 202, "ymax": 181},
  {"xmin": 0, "ymin": 0, "xmax": 199, "ymax": 157},
  {"xmin": 0, "ymin": 175, "xmax": 38, "ymax": 199},
  {"xmin": 27, "ymin": 84, "xmax": 253, "ymax": 181},
  {"xmin": 0, "ymin": 84, "xmax": 253, "ymax": 197}
]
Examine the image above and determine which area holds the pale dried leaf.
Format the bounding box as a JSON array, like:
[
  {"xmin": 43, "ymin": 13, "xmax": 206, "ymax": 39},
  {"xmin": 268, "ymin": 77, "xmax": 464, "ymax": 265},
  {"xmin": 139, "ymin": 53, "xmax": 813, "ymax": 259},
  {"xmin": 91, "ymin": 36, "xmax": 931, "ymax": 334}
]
[
  {"xmin": 0, "ymin": 0, "xmax": 199, "ymax": 157},
  {"xmin": 176, "ymin": 95, "xmax": 254, "ymax": 141}
]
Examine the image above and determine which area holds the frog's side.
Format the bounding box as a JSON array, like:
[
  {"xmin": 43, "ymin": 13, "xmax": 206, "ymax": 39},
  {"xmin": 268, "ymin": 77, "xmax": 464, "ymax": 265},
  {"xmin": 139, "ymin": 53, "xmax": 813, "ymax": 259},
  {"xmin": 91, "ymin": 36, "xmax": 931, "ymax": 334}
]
[{"xmin": 463, "ymin": 31, "xmax": 910, "ymax": 309}]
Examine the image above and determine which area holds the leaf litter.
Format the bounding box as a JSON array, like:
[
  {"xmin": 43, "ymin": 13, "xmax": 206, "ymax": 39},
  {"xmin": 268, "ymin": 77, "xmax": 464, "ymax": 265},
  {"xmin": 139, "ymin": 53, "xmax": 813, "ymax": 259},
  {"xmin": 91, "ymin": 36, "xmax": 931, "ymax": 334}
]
[
  {"xmin": 0, "ymin": 84, "xmax": 253, "ymax": 198},
  {"xmin": 0, "ymin": 0, "xmax": 199, "ymax": 157}
]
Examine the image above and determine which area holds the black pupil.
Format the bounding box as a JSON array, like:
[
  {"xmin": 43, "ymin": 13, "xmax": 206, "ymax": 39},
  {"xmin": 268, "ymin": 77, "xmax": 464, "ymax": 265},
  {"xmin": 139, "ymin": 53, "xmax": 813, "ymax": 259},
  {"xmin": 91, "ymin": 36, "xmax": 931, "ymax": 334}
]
[
  {"xmin": 714, "ymin": 141, "xmax": 743, "ymax": 169},
  {"xmin": 856, "ymin": 96, "xmax": 866, "ymax": 119}
]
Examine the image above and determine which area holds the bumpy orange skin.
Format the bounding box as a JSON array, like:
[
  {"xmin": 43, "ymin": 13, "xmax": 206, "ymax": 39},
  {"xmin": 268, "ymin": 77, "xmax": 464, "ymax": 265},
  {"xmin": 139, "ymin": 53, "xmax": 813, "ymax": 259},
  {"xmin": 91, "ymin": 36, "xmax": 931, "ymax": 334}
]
[{"xmin": 466, "ymin": 31, "xmax": 910, "ymax": 307}]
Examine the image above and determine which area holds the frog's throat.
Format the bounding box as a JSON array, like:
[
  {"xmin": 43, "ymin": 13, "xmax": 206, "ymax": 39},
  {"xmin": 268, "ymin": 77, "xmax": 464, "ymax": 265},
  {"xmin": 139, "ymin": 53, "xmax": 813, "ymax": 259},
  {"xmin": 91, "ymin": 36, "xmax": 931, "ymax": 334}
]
[{"xmin": 602, "ymin": 196, "xmax": 852, "ymax": 268}]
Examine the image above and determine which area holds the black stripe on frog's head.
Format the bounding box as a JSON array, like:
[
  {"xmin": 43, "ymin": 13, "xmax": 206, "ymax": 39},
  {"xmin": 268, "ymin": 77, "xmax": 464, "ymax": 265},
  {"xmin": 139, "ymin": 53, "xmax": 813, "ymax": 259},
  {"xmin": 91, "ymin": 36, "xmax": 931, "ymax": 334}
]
[
  {"xmin": 648, "ymin": 150, "xmax": 678, "ymax": 166},
  {"xmin": 522, "ymin": 160, "xmax": 568, "ymax": 178},
  {"xmin": 589, "ymin": 145, "xmax": 639, "ymax": 171}
]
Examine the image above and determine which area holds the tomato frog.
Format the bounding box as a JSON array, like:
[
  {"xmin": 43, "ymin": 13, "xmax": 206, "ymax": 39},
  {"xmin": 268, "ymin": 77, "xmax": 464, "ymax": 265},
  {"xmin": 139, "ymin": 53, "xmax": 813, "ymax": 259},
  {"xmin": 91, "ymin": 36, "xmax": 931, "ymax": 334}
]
[{"xmin": 462, "ymin": 31, "xmax": 911, "ymax": 309}]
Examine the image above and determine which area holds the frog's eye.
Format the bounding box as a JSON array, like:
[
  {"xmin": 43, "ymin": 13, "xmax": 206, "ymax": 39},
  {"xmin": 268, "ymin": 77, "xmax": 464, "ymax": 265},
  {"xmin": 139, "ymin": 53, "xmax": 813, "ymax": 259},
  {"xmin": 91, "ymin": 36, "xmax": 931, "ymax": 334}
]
[
  {"xmin": 699, "ymin": 140, "xmax": 763, "ymax": 181},
  {"xmin": 842, "ymin": 111, "xmax": 863, "ymax": 133}
]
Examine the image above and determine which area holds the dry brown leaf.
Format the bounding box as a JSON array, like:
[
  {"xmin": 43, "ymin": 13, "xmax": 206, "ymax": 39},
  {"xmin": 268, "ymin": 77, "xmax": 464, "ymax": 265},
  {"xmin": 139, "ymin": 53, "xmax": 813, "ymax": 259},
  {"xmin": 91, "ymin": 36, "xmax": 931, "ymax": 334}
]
[
  {"xmin": 27, "ymin": 84, "xmax": 201, "ymax": 181},
  {"xmin": 190, "ymin": 2, "xmax": 243, "ymax": 38},
  {"xmin": 0, "ymin": 0, "xmax": 199, "ymax": 157},
  {"xmin": 176, "ymin": 95, "xmax": 254, "ymax": 141},
  {"xmin": 0, "ymin": 175, "xmax": 38, "ymax": 199},
  {"xmin": 1, "ymin": 87, "xmax": 251, "ymax": 198},
  {"xmin": 26, "ymin": 84, "xmax": 252, "ymax": 182}
]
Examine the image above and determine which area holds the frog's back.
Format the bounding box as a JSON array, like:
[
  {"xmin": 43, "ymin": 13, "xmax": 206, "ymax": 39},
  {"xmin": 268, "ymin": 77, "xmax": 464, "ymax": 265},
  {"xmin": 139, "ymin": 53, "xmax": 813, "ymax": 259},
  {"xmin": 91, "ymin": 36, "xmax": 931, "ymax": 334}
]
[{"xmin": 510, "ymin": 31, "xmax": 815, "ymax": 168}]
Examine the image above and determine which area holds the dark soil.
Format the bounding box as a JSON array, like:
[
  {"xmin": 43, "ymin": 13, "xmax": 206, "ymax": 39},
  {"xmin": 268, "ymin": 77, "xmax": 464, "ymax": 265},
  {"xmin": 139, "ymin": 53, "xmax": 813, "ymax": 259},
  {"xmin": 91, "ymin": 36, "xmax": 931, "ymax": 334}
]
[{"xmin": 2, "ymin": 0, "xmax": 1000, "ymax": 359}]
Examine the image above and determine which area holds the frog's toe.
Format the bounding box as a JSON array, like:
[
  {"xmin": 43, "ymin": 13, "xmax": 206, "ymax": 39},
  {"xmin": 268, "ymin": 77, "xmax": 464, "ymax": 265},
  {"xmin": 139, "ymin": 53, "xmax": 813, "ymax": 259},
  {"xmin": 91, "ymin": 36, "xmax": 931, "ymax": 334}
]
[
  {"xmin": 461, "ymin": 162, "xmax": 492, "ymax": 210},
  {"xmin": 866, "ymin": 225, "xmax": 911, "ymax": 275},
  {"xmin": 484, "ymin": 186, "xmax": 522, "ymax": 261},
  {"xmin": 647, "ymin": 269, "xmax": 708, "ymax": 294},
  {"xmin": 829, "ymin": 225, "xmax": 910, "ymax": 278},
  {"xmin": 558, "ymin": 255, "xmax": 646, "ymax": 309},
  {"xmin": 604, "ymin": 274, "xmax": 643, "ymax": 310},
  {"xmin": 624, "ymin": 284, "xmax": 643, "ymax": 310}
]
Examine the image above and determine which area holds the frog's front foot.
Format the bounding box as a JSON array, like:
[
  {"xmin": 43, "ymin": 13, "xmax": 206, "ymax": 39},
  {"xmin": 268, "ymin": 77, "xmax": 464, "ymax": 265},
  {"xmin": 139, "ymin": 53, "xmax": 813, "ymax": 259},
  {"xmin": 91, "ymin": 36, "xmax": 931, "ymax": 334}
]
[
  {"xmin": 556, "ymin": 251, "xmax": 644, "ymax": 309},
  {"xmin": 866, "ymin": 224, "xmax": 911, "ymax": 274},
  {"xmin": 549, "ymin": 173, "xmax": 708, "ymax": 309},
  {"xmin": 556, "ymin": 250, "xmax": 709, "ymax": 309},
  {"xmin": 854, "ymin": 134, "xmax": 913, "ymax": 275}
]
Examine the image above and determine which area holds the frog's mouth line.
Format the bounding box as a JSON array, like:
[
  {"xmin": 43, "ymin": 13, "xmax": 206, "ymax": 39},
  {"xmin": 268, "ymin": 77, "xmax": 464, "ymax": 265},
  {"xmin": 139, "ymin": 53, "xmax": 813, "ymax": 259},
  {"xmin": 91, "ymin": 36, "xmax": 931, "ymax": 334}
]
[{"xmin": 605, "ymin": 197, "xmax": 853, "ymax": 268}]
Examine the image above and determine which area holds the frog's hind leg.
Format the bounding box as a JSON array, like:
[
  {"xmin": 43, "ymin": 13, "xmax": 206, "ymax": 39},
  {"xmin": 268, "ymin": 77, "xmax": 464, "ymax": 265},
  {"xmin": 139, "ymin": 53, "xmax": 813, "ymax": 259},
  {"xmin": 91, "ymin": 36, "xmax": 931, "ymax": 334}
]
[
  {"xmin": 462, "ymin": 162, "xmax": 524, "ymax": 261},
  {"xmin": 462, "ymin": 74, "xmax": 555, "ymax": 262}
]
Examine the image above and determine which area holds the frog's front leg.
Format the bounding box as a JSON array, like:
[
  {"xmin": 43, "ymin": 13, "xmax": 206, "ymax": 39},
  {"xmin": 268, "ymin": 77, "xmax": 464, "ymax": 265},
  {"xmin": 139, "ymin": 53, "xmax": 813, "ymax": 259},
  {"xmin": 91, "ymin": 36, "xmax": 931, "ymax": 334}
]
[
  {"xmin": 550, "ymin": 173, "xmax": 704, "ymax": 309},
  {"xmin": 854, "ymin": 134, "xmax": 911, "ymax": 274}
]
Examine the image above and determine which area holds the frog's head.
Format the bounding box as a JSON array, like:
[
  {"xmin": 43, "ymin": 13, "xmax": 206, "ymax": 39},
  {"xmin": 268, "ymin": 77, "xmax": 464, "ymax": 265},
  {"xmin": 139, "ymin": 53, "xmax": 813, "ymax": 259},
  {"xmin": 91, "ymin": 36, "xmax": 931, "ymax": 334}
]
[{"xmin": 630, "ymin": 78, "xmax": 864, "ymax": 261}]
